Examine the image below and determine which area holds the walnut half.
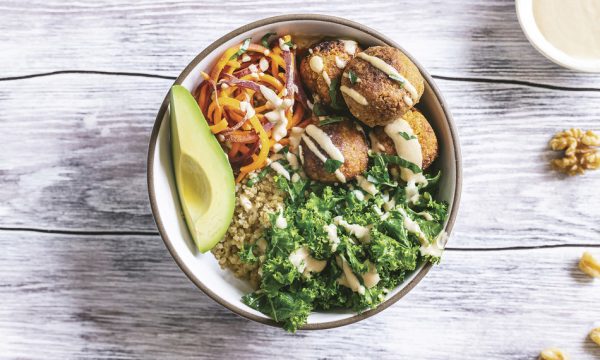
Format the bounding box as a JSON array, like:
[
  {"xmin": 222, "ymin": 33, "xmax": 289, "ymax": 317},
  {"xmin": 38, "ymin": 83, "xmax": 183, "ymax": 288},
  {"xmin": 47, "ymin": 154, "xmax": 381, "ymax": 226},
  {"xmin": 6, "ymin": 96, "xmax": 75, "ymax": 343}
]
[
  {"xmin": 579, "ymin": 251, "xmax": 600, "ymax": 278},
  {"xmin": 549, "ymin": 128, "xmax": 600, "ymax": 176},
  {"xmin": 539, "ymin": 348, "xmax": 569, "ymax": 360}
]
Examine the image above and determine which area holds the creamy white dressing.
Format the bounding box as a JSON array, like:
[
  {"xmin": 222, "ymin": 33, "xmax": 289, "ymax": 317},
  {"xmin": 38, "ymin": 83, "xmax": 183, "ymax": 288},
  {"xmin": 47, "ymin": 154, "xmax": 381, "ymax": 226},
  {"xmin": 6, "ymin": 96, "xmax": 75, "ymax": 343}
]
[
  {"xmin": 305, "ymin": 125, "xmax": 345, "ymax": 162},
  {"xmin": 368, "ymin": 131, "xmax": 385, "ymax": 153},
  {"xmin": 270, "ymin": 161, "xmax": 290, "ymax": 180},
  {"xmin": 241, "ymin": 54, "xmax": 251, "ymax": 62},
  {"xmin": 384, "ymin": 117, "xmax": 424, "ymax": 181},
  {"xmin": 285, "ymin": 152, "xmax": 300, "ymax": 170},
  {"xmin": 275, "ymin": 212, "xmax": 288, "ymax": 229},
  {"xmin": 239, "ymin": 101, "xmax": 255, "ymax": 121},
  {"xmin": 260, "ymin": 85, "xmax": 293, "ymax": 141},
  {"xmin": 301, "ymin": 134, "xmax": 346, "ymax": 183},
  {"xmin": 278, "ymin": 37, "xmax": 290, "ymax": 52},
  {"xmin": 336, "ymin": 255, "xmax": 365, "ymax": 295},
  {"xmin": 356, "ymin": 52, "xmax": 418, "ymax": 101},
  {"xmin": 309, "ymin": 55, "xmax": 324, "ymax": 73},
  {"xmin": 341, "ymin": 40, "xmax": 358, "ymax": 55},
  {"xmin": 340, "ymin": 85, "xmax": 368, "ymax": 105},
  {"xmin": 355, "ymin": 175, "xmax": 378, "ymax": 195},
  {"xmin": 335, "ymin": 56, "xmax": 347, "ymax": 69},
  {"xmin": 248, "ymin": 64, "xmax": 258, "ymax": 73},
  {"xmin": 420, "ymin": 231, "xmax": 448, "ymax": 258},
  {"xmin": 383, "ymin": 197, "xmax": 396, "ymax": 212},
  {"xmin": 403, "ymin": 95, "xmax": 414, "ymax": 107},
  {"xmin": 323, "ymin": 223, "xmax": 340, "ymax": 252},
  {"xmin": 259, "ymin": 57, "xmax": 269, "ymax": 72},
  {"xmin": 397, "ymin": 207, "xmax": 428, "ymax": 246},
  {"xmin": 291, "ymin": 173, "xmax": 300, "ymax": 183},
  {"xmin": 334, "ymin": 216, "xmax": 371, "ymax": 243},
  {"xmin": 321, "ymin": 71, "xmax": 331, "ymax": 86},
  {"xmin": 289, "ymin": 247, "xmax": 327, "ymax": 275},
  {"xmin": 416, "ymin": 211, "xmax": 434, "ymax": 221},
  {"xmin": 239, "ymin": 194, "xmax": 253, "ymax": 211},
  {"xmin": 272, "ymin": 143, "xmax": 283, "ymax": 153},
  {"xmin": 298, "ymin": 144, "xmax": 305, "ymax": 165},
  {"xmin": 352, "ymin": 189, "xmax": 365, "ymax": 201},
  {"xmin": 288, "ymin": 126, "xmax": 305, "ymax": 151},
  {"xmin": 533, "ymin": 0, "xmax": 600, "ymax": 60},
  {"xmin": 362, "ymin": 261, "xmax": 380, "ymax": 289}
]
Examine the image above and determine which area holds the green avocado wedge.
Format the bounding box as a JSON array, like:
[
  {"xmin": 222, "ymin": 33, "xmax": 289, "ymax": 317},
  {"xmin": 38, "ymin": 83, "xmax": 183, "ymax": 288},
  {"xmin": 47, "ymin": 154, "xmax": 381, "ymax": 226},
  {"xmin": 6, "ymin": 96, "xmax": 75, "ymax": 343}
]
[{"xmin": 170, "ymin": 85, "xmax": 235, "ymax": 253}]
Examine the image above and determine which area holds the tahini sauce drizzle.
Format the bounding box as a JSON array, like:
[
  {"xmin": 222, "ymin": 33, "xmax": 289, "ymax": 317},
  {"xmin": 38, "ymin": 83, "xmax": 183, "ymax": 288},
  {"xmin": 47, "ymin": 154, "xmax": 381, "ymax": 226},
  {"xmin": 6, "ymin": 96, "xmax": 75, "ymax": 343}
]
[
  {"xmin": 340, "ymin": 85, "xmax": 368, "ymax": 105},
  {"xmin": 384, "ymin": 117, "xmax": 428, "ymax": 202},
  {"xmin": 301, "ymin": 134, "xmax": 346, "ymax": 183},
  {"xmin": 289, "ymin": 247, "xmax": 327, "ymax": 275},
  {"xmin": 356, "ymin": 52, "xmax": 418, "ymax": 102}
]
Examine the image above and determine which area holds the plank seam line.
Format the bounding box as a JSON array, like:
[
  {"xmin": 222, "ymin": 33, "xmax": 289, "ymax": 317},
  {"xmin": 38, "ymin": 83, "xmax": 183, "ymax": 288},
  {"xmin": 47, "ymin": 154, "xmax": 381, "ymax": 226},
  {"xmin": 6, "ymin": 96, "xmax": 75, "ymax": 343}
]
[
  {"xmin": 2, "ymin": 70, "xmax": 600, "ymax": 93},
  {"xmin": 0, "ymin": 70, "xmax": 176, "ymax": 81},
  {"xmin": 1, "ymin": 227, "xmax": 599, "ymax": 250},
  {"xmin": 0, "ymin": 226, "xmax": 159, "ymax": 236},
  {"xmin": 431, "ymin": 74, "xmax": 600, "ymax": 92}
]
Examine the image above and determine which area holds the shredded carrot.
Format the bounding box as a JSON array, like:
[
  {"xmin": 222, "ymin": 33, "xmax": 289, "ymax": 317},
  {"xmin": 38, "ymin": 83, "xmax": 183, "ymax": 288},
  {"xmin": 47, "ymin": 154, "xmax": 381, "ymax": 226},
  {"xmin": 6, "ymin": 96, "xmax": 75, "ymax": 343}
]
[
  {"xmin": 195, "ymin": 35, "xmax": 312, "ymax": 183},
  {"xmin": 210, "ymin": 119, "xmax": 228, "ymax": 133}
]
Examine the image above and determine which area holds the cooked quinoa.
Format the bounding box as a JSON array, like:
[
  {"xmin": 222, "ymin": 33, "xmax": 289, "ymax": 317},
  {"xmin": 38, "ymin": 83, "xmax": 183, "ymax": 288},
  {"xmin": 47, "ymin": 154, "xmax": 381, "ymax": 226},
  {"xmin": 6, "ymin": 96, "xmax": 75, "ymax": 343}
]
[{"xmin": 211, "ymin": 173, "xmax": 285, "ymax": 288}]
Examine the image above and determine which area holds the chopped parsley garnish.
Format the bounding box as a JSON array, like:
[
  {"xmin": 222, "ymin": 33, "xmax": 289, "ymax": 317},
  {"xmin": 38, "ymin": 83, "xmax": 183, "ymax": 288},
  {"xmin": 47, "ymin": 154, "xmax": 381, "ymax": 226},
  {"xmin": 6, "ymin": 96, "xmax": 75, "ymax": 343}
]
[
  {"xmin": 324, "ymin": 159, "xmax": 343, "ymax": 173},
  {"xmin": 379, "ymin": 153, "xmax": 422, "ymax": 174},
  {"xmin": 246, "ymin": 167, "xmax": 269, "ymax": 187},
  {"xmin": 328, "ymin": 77, "xmax": 344, "ymax": 110},
  {"xmin": 388, "ymin": 74, "xmax": 405, "ymax": 87},
  {"xmin": 261, "ymin": 32, "xmax": 276, "ymax": 48},
  {"xmin": 348, "ymin": 70, "xmax": 359, "ymax": 84},
  {"xmin": 312, "ymin": 102, "xmax": 326, "ymax": 116},
  {"xmin": 398, "ymin": 131, "xmax": 417, "ymax": 141},
  {"xmin": 319, "ymin": 116, "xmax": 345, "ymax": 126},
  {"xmin": 230, "ymin": 38, "xmax": 251, "ymax": 60}
]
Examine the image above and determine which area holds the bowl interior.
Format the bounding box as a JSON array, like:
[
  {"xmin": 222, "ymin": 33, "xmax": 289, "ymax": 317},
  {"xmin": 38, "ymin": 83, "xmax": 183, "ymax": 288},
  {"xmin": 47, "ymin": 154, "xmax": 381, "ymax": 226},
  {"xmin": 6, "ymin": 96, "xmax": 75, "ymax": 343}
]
[
  {"xmin": 516, "ymin": 0, "xmax": 600, "ymax": 73},
  {"xmin": 149, "ymin": 17, "xmax": 460, "ymax": 329}
]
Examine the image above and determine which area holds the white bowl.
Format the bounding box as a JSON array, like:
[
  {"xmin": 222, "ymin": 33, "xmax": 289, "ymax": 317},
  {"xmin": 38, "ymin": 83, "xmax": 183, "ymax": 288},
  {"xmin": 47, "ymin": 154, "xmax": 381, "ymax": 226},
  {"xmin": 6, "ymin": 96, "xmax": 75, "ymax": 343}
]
[
  {"xmin": 516, "ymin": 0, "xmax": 600, "ymax": 73},
  {"xmin": 147, "ymin": 14, "xmax": 462, "ymax": 330}
]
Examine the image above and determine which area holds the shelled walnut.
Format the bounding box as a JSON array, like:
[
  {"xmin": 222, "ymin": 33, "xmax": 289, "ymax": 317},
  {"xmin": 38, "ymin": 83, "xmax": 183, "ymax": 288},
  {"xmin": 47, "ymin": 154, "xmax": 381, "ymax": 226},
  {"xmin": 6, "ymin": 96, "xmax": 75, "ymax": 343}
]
[
  {"xmin": 539, "ymin": 348, "xmax": 569, "ymax": 360},
  {"xmin": 549, "ymin": 128, "xmax": 600, "ymax": 175},
  {"xmin": 590, "ymin": 328, "xmax": 600, "ymax": 346},
  {"xmin": 579, "ymin": 251, "xmax": 600, "ymax": 278}
]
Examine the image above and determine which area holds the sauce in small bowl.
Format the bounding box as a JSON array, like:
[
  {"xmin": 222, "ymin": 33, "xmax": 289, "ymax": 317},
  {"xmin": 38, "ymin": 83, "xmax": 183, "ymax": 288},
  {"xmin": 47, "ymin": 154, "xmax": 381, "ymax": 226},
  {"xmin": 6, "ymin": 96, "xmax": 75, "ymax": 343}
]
[{"xmin": 517, "ymin": 0, "xmax": 600, "ymax": 72}]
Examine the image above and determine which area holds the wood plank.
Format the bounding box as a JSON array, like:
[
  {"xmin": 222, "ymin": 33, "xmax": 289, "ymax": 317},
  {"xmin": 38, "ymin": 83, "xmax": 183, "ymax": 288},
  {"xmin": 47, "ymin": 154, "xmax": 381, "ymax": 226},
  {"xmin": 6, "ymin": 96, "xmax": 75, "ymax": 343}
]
[
  {"xmin": 1, "ymin": 232, "xmax": 598, "ymax": 359},
  {"xmin": 2, "ymin": 74, "xmax": 600, "ymax": 248},
  {"xmin": 2, "ymin": 0, "xmax": 600, "ymax": 87}
]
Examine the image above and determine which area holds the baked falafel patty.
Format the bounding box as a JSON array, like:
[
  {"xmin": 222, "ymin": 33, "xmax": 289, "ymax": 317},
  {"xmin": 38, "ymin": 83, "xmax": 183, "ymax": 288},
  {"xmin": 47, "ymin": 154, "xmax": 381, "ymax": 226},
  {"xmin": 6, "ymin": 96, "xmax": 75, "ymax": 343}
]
[
  {"xmin": 300, "ymin": 39, "xmax": 362, "ymax": 106},
  {"xmin": 369, "ymin": 109, "xmax": 438, "ymax": 170},
  {"xmin": 300, "ymin": 119, "xmax": 368, "ymax": 183},
  {"xmin": 341, "ymin": 46, "xmax": 425, "ymax": 127}
]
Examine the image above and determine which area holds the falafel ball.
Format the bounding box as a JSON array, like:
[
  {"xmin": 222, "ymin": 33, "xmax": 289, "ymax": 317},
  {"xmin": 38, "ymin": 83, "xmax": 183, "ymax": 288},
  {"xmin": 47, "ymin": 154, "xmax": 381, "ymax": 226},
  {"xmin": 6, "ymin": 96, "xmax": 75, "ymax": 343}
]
[
  {"xmin": 299, "ymin": 39, "xmax": 362, "ymax": 106},
  {"xmin": 341, "ymin": 46, "xmax": 425, "ymax": 127},
  {"xmin": 301, "ymin": 119, "xmax": 368, "ymax": 183},
  {"xmin": 370, "ymin": 109, "xmax": 438, "ymax": 170}
]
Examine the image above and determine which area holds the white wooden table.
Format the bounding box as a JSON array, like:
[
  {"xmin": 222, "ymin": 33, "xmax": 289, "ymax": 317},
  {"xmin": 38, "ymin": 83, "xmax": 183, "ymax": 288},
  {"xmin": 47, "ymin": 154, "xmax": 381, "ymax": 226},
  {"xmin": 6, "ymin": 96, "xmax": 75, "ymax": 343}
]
[{"xmin": 1, "ymin": 1, "xmax": 600, "ymax": 359}]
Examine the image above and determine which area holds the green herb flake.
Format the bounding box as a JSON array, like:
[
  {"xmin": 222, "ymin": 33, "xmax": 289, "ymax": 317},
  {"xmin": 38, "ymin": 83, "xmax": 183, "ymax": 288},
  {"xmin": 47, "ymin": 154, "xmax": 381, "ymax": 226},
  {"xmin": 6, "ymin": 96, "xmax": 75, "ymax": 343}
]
[
  {"xmin": 328, "ymin": 77, "xmax": 344, "ymax": 110},
  {"xmin": 324, "ymin": 159, "xmax": 343, "ymax": 173},
  {"xmin": 319, "ymin": 116, "xmax": 346, "ymax": 126},
  {"xmin": 311, "ymin": 102, "xmax": 326, "ymax": 116},
  {"xmin": 348, "ymin": 70, "xmax": 359, "ymax": 84},
  {"xmin": 388, "ymin": 74, "xmax": 405, "ymax": 87},
  {"xmin": 261, "ymin": 32, "xmax": 276, "ymax": 48},
  {"xmin": 246, "ymin": 167, "xmax": 269, "ymax": 187},
  {"xmin": 230, "ymin": 38, "xmax": 251, "ymax": 60},
  {"xmin": 380, "ymin": 153, "xmax": 422, "ymax": 174},
  {"xmin": 398, "ymin": 131, "xmax": 416, "ymax": 141}
]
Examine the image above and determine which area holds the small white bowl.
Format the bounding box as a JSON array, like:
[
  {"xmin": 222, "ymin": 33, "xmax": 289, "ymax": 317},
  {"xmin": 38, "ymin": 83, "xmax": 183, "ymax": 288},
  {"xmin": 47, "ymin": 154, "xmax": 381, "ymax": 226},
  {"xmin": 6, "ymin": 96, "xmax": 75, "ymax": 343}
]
[
  {"xmin": 516, "ymin": 0, "xmax": 600, "ymax": 73},
  {"xmin": 147, "ymin": 14, "xmax": 462, "ymax": 330}
]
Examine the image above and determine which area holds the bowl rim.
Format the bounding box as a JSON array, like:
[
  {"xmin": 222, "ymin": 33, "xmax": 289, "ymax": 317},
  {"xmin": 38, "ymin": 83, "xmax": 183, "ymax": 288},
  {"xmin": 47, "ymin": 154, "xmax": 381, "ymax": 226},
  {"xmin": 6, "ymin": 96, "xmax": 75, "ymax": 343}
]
[
  {"xmin": 147, "ymin": 13, "xmax": 462, "ymax": 330},
  {"xmin": 515, "ymin": 0, "xmax": 600, "ymax": 73}
]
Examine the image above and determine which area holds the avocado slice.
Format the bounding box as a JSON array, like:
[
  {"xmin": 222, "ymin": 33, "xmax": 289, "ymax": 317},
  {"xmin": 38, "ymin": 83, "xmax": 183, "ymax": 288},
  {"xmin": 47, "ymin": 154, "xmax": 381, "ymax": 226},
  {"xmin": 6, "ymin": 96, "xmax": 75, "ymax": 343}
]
[{"xmin": 170, "ymin": 85, "xmax": 235, "ymax": 253}]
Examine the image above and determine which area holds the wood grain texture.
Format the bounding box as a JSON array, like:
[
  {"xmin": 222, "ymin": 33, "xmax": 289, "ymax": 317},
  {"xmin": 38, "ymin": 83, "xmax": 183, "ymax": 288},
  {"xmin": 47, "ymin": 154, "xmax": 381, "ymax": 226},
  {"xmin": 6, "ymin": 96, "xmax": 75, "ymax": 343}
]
[
  {"xmin": 2, "ymin": 0, "xmax": 600, "ymax": 88},
  {"xmin": 1, "ymin": 232, "xmax": 599, "ymax": 359},
  {"xmin": 2, "ymin": 74, "xmax": 600, "ymax": 248},
  {"xmin": 2, "ymin": 0, "xmax": 600, "ymax": 358}
]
